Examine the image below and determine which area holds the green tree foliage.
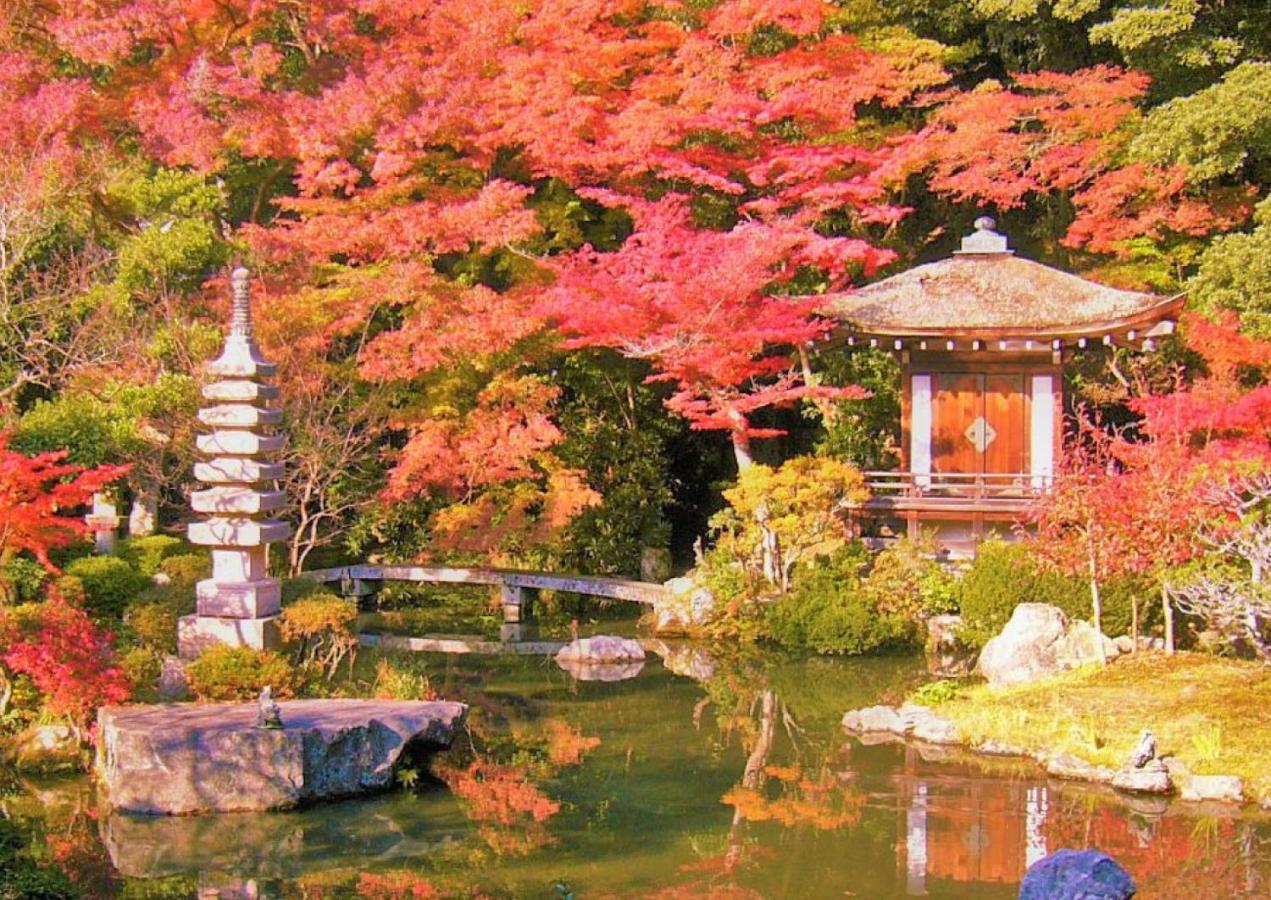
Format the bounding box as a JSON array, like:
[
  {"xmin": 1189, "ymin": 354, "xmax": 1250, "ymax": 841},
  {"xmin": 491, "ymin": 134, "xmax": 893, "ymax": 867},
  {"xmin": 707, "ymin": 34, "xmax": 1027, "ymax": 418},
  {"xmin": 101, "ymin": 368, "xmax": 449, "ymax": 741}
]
[{"xmin": 1191, "ymin": 197, "xmax": 1271, "ymax": 337}]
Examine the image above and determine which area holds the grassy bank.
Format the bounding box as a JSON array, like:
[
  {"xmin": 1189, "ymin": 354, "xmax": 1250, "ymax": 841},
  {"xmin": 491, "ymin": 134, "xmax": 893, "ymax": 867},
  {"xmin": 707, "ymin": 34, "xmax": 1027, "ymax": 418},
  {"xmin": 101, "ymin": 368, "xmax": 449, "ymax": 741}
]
[{"xmin": 934, "ymin": 653, "xmax": 1271, "ymax": 803}]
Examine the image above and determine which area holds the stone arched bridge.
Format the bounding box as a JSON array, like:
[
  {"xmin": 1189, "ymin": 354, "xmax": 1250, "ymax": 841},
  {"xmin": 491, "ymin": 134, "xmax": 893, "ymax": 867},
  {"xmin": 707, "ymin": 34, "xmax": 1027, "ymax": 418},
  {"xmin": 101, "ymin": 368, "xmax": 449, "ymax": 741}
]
[{"xmin": 303, "ymin": 564, "xmax": 669, "ymax": 642}]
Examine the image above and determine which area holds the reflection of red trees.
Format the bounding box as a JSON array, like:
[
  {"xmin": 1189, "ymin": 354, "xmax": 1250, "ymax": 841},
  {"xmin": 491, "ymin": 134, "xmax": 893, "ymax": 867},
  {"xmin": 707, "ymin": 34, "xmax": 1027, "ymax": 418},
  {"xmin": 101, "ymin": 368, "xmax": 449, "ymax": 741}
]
[
  {"xmin": 356, "ymin": 870, "xmax": 442, "ymax": 899},
  {"xmin": 1044, "ymin": 801, "xmax": 1261, "ymax": 898},
  {"xmin": 722, "ymin": 765, "xmax": 864, "ymax": 831},
  {"xmin": 544, "ymin": 718, "xmax": 601, "ymax": 767},
  {"xmin": 437, "ymin": 758, "xmax": 560, "ymax": 857},
  {"xmin": 441, "ymin": 760, "xmax": 560, "ymax": 826}
]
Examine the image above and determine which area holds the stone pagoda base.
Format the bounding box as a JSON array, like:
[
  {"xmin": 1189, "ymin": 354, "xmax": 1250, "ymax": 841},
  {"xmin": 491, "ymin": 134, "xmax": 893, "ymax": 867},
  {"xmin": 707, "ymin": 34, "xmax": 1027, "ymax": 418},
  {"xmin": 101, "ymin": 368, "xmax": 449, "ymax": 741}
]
[{"xmin": 178, "ymin": 614, "xmax": 281, "ymax": 659}]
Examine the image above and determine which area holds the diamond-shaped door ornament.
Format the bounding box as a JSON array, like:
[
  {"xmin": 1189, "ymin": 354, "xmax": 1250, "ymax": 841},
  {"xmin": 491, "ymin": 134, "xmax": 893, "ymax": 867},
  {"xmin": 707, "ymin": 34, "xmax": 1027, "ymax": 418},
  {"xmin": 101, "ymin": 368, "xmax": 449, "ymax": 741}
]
[{"xmin": 964, "ymin": 417, "xmax": 997, "ymax": 452}]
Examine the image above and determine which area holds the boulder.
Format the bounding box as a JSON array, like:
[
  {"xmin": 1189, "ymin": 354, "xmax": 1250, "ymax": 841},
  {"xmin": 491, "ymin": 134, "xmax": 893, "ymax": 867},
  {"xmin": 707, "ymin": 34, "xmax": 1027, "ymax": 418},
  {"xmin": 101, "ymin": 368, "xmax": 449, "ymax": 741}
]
[
  {"xmin": 651, "ymin": 577, "xmax": 716, "ymax": 634},
  {"xmin": 1111, "ymin": 765, "xmax": 1172, "ymax": 795},
  {"xmin": 1181, "ymin": 774, "xmax": 1243, "ymax": 804},
  {"xmin": 1019, "ymin": 849, "xmax": 1136, "ymax": 900},
  {"xmin": 1045, "ymin": 753, "xmax": 1115, "ymax": 784},
  {"xmin": 97, "ymin": 699, "xmax": 467, "ymax": 815},
  {"xmin": 898, "ymin": 703, "xmax": 960, "ymax": 744},
  {"xmin": 842, "ymin": 705, "xmax": 906, "ymax": 734},
  {"xmin": 2, "ymin": 724, "xmax": 84, "ymax": 774},
  {"xmin": 842, "ymin": 704, "xmax": 959, "ymax": 744},
  {"xmin": 1113, "ymin": 635, "xmax": 1134, "ymax": 654},
  {"xmin": 977, "ymin": 604, "xmax": 1115, "ymax": 689},
  {"xmin": 925, "ymin": 614, "xmax": 964, "ymax": 651},
  {"xmin": 555, "ymin": 635, "xmax": 645, "ymax": 664}
]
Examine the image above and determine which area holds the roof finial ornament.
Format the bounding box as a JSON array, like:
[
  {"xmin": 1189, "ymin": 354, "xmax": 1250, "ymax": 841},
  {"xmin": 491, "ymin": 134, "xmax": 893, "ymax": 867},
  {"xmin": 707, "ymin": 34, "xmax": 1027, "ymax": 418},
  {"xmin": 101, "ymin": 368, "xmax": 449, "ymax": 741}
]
[
  {"xmin": 957, "ymin": 214, "xmax": 1011, "ymax": 256},
  {"xmin": 230, "ymin": 265, "xmax": 253, "ymax": 338}
]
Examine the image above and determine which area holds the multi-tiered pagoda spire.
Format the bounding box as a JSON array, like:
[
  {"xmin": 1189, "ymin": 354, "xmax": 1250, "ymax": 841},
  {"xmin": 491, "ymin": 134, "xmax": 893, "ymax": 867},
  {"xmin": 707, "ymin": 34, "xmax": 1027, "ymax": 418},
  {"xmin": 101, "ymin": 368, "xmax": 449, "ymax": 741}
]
[{"xmin": 179, "ymin": 267, "xmax": 290, "ymax": 658}]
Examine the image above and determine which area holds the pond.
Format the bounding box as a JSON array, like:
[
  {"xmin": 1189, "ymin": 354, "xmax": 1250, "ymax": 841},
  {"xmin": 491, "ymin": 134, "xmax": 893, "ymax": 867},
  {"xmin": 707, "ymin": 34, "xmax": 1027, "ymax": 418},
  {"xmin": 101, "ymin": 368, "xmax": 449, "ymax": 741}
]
[{"xmin": 5, "ymin": 642, "xmax": 1270, "ymax": 898}]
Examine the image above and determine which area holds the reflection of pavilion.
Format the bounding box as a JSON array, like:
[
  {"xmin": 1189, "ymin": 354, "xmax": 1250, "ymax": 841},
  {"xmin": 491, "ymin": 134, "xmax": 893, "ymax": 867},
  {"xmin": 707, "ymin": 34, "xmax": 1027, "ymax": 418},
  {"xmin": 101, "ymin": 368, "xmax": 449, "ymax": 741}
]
[{"xmin": 893, "ymin": 746, "xmax": 1049, "ymax": 896}]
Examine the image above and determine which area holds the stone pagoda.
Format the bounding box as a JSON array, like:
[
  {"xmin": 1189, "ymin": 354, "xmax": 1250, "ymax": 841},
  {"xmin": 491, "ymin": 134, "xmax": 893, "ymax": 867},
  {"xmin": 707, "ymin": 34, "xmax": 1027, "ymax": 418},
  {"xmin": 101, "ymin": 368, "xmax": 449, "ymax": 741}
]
[{"xmin": 178, "ymin": 267, "xmax": 289, "ymax": 658}]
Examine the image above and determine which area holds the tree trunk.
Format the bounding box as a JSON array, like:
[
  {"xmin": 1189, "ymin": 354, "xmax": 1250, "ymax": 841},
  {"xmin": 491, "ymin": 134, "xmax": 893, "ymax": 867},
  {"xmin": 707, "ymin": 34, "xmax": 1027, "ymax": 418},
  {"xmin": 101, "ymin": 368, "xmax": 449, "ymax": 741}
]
[
  {"xmin": 1088, "ymin": 544, "xmax": 1106, "ymax": 665},
  {"xmin": 725, "ymin": 689, "xmax": 777, "ymax": 874},
  {"xmin": 1162, "ymin": 582, "xmax": 1176, "ymax": 654},
  {"xmin": 728, "ymin": 408, "xmax": 753, "ymax": 472},
  {"xmin": 1130, "ymin": 595, "xmax": 1139, "ymax": 652}
]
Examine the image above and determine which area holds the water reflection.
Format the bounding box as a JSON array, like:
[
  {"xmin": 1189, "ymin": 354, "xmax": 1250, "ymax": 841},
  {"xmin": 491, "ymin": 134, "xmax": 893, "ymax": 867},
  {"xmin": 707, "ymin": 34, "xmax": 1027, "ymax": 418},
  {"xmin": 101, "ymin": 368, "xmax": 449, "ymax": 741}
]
[{"xmin": 5, "ymin": 647, "xmax": 1270, "ymax": 898}]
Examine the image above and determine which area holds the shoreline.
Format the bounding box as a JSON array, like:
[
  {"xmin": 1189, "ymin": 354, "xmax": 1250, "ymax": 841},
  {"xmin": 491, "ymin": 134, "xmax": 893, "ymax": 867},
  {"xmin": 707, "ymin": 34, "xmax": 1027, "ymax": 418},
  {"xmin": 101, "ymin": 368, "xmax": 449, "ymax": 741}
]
[{"xmin": 844, "ymin": 652, "xmax": 1271, "ymax": 809}]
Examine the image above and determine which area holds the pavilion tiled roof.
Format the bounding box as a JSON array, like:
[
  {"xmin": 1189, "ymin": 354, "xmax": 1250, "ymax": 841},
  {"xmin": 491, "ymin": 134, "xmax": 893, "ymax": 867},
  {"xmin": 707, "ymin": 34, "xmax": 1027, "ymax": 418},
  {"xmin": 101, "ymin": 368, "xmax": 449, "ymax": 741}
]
[{"xmin": 822, "ymin": 219, "xmax": 1183, "ymax": 341}]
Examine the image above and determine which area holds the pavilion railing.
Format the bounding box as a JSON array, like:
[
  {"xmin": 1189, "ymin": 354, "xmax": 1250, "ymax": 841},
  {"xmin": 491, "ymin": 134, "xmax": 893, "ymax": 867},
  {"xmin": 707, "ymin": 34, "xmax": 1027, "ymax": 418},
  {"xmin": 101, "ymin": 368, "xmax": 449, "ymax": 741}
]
[{"xmin": 859, "ymin": 471, "xmax": 1054, "ymax": 502}]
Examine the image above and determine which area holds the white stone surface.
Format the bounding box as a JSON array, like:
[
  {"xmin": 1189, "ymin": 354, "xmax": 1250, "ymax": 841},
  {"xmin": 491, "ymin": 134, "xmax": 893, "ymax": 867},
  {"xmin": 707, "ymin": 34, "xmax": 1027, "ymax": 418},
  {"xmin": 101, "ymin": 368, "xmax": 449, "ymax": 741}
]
[
  {"xmin": 192, "ymin": 487, "xmax": 287, "ymax": 515},
  {"xmin": 197, "ymin": 431, "xmax": 286, "ymax": 455},
  {"xmin": 178, "ymin": 614, "xmax": 281, "ymax": 658},
  {"xmin": 202, "ymin": 379, "xmax": 280, "ymax": 402},
  {"xmin": 194, "ymin": 458, "xmax": 285, "ymax": 484},
  {"xmin": 198, "ymin": 404, "xmax": 283, "ymax": 428},
  {"xmin": 188, "ymin": 517, "xmax": 291, "ymax": 548},
  {"xmin": 196, "ymin": 578, "xmax": 282, "ymax": 618}
]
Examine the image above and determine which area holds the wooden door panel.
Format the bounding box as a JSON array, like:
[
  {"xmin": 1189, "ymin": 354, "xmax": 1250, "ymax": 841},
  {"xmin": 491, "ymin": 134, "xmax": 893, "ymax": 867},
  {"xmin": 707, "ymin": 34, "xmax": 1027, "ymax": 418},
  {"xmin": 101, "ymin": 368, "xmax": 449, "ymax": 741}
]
[
  {"xmin": 984, "ymin": 373, "xmax": 1028, "ymax": 478},
  {"xmin": 933, "ymin": 373, "xmax": 983, "ymax": 475}
]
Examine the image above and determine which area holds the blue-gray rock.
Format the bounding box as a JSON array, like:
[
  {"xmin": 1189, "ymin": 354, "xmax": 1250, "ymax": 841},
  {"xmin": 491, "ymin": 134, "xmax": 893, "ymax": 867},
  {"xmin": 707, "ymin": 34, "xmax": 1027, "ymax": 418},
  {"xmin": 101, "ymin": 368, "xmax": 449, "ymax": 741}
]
[{"xmin": 1019, "ymin": 849, "xmax": 1136, "ymax": 900}]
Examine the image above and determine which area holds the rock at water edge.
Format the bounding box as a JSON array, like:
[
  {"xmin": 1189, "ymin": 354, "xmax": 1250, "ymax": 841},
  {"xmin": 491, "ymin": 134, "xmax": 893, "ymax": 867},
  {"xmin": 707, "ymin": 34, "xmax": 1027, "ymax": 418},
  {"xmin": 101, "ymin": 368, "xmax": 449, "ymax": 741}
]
[
  {"xmin": 1020, "ymin": 849, "xmax": 1136, "ymax": 900},
  {"xmin": 97, "ymin": 699, "xmax": 467, "ymax": 815}
]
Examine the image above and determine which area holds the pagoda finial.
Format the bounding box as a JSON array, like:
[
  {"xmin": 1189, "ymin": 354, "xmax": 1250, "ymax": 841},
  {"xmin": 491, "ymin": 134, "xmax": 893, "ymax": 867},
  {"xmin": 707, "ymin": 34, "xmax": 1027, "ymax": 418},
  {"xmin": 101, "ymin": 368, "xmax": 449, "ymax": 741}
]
[
  {"xmin": 230, "ymin": 266, "xmax": 253, "ymax": 338},
  {"xmin": 957, "ymin": 215, "xmax": 1011, "ymax": 256}
]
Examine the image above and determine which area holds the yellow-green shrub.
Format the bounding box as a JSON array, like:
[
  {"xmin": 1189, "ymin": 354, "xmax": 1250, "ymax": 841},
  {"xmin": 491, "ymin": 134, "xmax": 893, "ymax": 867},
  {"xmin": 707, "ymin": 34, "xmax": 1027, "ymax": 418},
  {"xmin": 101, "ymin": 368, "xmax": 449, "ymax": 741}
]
[
  {"xmin": 184, "ymin": 647, "xmax": 297, "ymax": 702},
  {"xmin": 279, "ymin": 593, "xmax": 359, "ymax": 679},
  {"xmin": 64, "ymin": 556, "xmax": 150, "ymax": 619},
  {"xmin": 115, "ymin": 535, "xmax": 184, "ymax": 576}
]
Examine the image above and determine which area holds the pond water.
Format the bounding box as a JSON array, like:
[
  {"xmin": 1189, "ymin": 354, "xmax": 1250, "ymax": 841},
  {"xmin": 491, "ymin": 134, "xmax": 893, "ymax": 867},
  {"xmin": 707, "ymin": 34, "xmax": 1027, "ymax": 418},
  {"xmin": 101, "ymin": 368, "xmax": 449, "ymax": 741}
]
[{"xmin": 5, "ymin": 642, "xmax": 1270, "ymax": 898}]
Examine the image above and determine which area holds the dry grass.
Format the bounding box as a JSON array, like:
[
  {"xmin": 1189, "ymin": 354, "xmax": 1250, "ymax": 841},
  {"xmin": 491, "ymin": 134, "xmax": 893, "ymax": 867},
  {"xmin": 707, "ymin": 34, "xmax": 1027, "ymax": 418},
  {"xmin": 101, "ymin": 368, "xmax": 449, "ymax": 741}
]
[{"xmin": 937, "ymin": 652, "xmax": 1271, "ymax": 802}]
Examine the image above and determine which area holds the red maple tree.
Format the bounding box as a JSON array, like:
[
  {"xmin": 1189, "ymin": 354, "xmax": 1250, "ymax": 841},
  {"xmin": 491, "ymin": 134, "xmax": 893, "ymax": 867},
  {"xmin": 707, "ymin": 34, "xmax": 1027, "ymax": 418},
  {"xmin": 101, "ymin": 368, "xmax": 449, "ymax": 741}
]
[{"xmin": 0, "ymin": 429, "xmax": 129, "ymax": 582}]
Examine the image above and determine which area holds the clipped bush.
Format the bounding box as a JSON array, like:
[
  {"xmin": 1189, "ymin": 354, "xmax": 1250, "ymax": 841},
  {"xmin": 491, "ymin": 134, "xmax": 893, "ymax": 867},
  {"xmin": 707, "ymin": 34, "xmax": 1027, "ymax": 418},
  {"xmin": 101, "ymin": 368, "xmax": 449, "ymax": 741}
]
[
  {"xmin": 957, "ymin": 539, "xmax": 1153, "ymax": 646},
  {"xmin": 124, "ymin": 581, "xmax": 194, "ymax": 655},
  {"xmin": 184, "ymin": 646, "xmax": 297, "ymax": 702},
  {"xmin": 279, "ymin": 593, "xmax": 359, "ymax": 679},
  {"xmin": 0, "ymin": 558, "xmax": 49, "ymax": 604},
  {"xmin": 766, "ymin": 546, "xmax": 911, "ymax": 655},
  {"xmin": 158, "ymin": 552, "xmax": 210, "ymax": 585},
  {"xmin": 121, "ymin": 646, "xmax": 163, "ymax": 703},
  {"xmin": 63, "ymin": 556, "xmax": 150, "ymax": 619},
  {"xmin": 862, "ymin": 535, "xmax": 958, "ymax": 627},
  {"xmin": 114, "ymin": 535, "xmax": 184, "ymax": 576}
]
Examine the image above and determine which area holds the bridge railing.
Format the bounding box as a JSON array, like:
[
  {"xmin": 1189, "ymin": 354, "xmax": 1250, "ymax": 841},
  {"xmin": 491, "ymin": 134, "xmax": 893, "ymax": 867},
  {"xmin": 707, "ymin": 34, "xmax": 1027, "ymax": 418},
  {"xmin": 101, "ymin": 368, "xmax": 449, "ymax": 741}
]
[{"xmin": 301, "ymin": 563, "xmax": 670, "ymax": 641}]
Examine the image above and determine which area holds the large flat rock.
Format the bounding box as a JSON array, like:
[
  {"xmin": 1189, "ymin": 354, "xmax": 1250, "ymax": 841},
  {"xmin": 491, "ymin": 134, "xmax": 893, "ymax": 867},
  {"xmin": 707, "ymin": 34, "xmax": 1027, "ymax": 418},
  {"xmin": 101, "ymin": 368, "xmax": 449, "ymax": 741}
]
[{"xmin": 97, "ymin": 699, "xmax": 467, "ymax": 815}]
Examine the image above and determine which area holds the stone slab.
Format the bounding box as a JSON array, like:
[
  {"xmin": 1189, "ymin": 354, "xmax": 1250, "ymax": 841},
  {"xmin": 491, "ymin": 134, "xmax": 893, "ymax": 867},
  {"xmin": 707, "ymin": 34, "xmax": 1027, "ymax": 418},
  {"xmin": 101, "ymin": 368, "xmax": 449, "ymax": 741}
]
[
  {"xmin": 197, "ymin": 431, "xmax": 286, "ymax": 456},
  {"xmin": 196, "ymin": 578, "xmax": 282, "ymax": 618},
  {"xmin": 192, "ymin": 487, "xmax": 288, "ymax": 515},
  {"xmin": 187, "ymin": 517, "xmax": 291, "ymax": 548},
  {"xmin": 194, "ymin": 458, "xmax": 286, "ymax": 485},
  {"xmin": 96, "ymin": 699, "xmax": 467, "ymax": 815},
  {"xmin": 202, "ymin": 380, "xmax": 280, "ymax": 403},
  {"xmin": 198, "ymin": 404, "xmax": 283, "ymax": 428},
  {"xmin": 178, "ymin": 614, "xmax": 281, "ymax": 659}
]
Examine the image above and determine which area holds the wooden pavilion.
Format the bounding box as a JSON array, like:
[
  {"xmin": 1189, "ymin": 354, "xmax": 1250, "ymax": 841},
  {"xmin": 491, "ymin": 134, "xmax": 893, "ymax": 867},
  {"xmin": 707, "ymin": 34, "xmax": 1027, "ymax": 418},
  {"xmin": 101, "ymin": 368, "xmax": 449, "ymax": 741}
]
[{"xmin": 822, "ymin": 217, "xmax": 1183, "ymax": 555}]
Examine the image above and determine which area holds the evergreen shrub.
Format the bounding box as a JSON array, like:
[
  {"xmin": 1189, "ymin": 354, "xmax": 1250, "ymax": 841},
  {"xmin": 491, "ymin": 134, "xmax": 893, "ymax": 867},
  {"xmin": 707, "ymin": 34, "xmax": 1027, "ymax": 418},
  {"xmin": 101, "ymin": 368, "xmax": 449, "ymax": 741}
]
[
  {"xmin": 766, "ymin": 545, "xmax": 911, "ymax": 655},
  {"xmin": 184, "ymin": 647, "xmax": 297, "ymax": 701},
  {"xmin": 63, "ymin": 556, "xmax": 150, "ymax": 619},
  {"xmin": 114, "ymin": 535, "xmax": 183, "ymax": 576},
  {"xmin": 957, "ymin": 539, "xmax": 1152, "ymax": 646},
  {"xmin": 158, "ymin": 553, "xmax": 210, "ymax": 585}
]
